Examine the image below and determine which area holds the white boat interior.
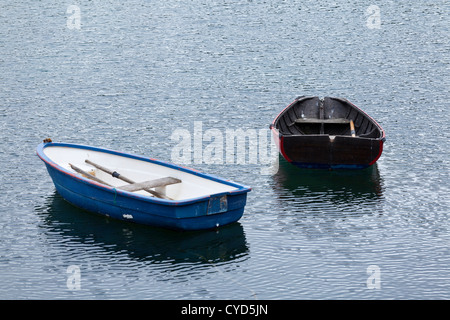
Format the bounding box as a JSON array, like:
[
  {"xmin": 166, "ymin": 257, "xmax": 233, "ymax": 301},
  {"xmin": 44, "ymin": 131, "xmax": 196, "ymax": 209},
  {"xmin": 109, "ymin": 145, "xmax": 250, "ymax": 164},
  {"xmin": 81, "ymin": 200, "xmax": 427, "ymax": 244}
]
[{"xmin": 44, "ymin": 146, "xmax": 239, "ymax": 201}]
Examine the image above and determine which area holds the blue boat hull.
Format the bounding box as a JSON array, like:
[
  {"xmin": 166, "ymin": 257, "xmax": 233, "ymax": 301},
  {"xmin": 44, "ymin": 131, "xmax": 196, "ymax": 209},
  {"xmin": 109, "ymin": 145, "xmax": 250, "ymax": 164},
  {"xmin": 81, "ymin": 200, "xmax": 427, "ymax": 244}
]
[{"xmin": 37, "ymin": 142, "xmax": 250, "ymax": 231}]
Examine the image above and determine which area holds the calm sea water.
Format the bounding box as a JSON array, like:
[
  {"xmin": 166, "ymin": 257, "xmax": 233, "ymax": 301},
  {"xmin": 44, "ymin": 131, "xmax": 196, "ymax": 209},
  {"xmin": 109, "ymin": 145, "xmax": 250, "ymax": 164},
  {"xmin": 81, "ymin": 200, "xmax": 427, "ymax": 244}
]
[{"xmin": 0, "ymin": 0, "xmax": 449, "ymax": 299}]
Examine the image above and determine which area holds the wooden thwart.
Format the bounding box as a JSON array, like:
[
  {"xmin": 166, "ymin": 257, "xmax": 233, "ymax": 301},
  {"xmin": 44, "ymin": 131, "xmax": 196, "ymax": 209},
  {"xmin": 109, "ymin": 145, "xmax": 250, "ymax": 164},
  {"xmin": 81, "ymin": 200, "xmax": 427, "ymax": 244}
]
[
  {"xmin": 118, "ymin": 177, "xmax": 181, "ymax": 192},
  {"xmin": 290, "ymin": 118, "xmax": 357, "ymax": 137},
  {"xmin": 294, "ymin": 118, "xmax": 351, "ymax": 124}
]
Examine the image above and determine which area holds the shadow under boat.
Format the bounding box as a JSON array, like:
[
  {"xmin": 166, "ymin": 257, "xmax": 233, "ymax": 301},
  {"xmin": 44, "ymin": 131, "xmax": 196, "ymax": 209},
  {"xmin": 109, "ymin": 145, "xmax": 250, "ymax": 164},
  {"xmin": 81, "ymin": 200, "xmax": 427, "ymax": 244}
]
[
  {"xmin": 35, "ymin": 192, "xmax": 249, "ymax": 264},
  {"xmin": 272, "ymin": 156, "xmax": 384, "ymax": 205}
]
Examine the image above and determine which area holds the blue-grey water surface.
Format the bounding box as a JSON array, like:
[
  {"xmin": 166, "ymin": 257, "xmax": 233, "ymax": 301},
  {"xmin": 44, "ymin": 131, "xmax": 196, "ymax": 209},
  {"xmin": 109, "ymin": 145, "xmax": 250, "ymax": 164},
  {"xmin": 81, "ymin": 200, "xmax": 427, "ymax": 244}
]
[{"xmin": 0, "ymin": 0, "xmax": 449, "ymax": 299}]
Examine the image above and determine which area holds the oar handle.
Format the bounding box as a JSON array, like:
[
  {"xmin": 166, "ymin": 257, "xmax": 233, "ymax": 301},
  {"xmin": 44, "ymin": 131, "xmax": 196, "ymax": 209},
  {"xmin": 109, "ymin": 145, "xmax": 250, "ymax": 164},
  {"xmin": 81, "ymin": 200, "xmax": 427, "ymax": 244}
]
[
  {"xmin": 350, "ymin": 120, "xmax": 356, "ymax": 137},
  {"xmin": 69, "ymin": 163, "xmax": 112, "ymax": 186},
  {"xmin": 85, "ymin": 159, "xmax": 133, "ymax": 184}
]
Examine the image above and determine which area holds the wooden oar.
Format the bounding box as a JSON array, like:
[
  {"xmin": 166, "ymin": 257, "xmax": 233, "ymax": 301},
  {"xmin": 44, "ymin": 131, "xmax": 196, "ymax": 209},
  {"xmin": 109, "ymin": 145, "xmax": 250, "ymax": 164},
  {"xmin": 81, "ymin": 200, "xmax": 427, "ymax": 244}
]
[
  {"xmin": 350, "ymin": 120, "xmax": 356, "ymax": 137},
  {"xmin": 69, "ymin": 163, "xmax": 113, "ymax": 186},
  {"xmin": 85, "ymin": 159, "xmax": 133, "ymax": 184},
  {"xmin": 85, "ymin": 159, "xmax": 173, "ymax": 200}
]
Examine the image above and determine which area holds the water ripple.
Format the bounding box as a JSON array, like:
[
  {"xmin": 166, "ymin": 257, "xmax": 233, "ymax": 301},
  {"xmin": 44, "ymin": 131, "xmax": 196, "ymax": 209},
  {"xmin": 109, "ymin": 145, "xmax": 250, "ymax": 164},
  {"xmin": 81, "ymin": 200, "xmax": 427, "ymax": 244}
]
[{"xmin": 1, "ymin": 0, "xmax": 449, "ymax": 299}]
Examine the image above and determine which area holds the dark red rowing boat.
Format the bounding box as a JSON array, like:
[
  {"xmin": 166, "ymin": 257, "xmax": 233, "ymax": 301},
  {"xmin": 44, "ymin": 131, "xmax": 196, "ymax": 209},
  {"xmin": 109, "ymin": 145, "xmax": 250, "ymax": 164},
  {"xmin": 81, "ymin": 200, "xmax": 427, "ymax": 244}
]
[{"xmin": 270, "ymin": 96, "xmax": 386, "ymax": 169}]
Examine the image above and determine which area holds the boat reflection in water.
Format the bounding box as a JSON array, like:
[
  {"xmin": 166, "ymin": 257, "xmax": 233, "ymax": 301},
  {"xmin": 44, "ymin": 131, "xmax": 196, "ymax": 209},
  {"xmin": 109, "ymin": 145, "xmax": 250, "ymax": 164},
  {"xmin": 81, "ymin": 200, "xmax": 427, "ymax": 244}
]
[
  {"xmin": 272, "ymin": 156, "xmax": 384, "ymax": 209},
  {"xmin": 36, "ymin": 192, "xmax": 249, "ymax": 265}
]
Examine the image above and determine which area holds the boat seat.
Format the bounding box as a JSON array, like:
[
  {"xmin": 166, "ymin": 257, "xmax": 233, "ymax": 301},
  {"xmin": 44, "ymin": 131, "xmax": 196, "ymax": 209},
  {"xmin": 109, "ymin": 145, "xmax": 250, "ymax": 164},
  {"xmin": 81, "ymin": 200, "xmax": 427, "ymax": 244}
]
[
  {"xmin": 118, "ymin": 177, "xmax": 182, "ymax": 192},
  {"xmin": 293, "ymin": 118, "xmax": 351, "ymax": 124}
]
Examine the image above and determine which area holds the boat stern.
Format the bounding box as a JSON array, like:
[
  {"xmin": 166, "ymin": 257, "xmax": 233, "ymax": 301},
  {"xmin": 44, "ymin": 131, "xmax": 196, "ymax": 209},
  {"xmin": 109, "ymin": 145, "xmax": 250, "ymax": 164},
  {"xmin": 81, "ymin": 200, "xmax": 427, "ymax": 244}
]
[{"xmin": 281, "ymin": 134, "xmax": 383, "ymax": 169}]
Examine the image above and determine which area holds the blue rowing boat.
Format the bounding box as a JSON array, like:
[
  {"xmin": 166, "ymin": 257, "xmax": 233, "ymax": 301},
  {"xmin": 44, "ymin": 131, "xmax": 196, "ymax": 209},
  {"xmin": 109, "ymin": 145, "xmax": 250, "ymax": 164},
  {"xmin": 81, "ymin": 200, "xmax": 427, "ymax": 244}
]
[{"xmin": 36, "ymin": 140, "xmax": 251, "ymax": 231}]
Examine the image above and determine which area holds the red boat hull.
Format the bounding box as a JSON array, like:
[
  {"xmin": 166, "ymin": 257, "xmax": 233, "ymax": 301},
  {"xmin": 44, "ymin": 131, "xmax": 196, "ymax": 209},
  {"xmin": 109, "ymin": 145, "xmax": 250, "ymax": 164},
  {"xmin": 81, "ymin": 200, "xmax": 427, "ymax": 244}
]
[{"xmin": 271, "ymin": 96, "xmax": 385, "ymax": 169}]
